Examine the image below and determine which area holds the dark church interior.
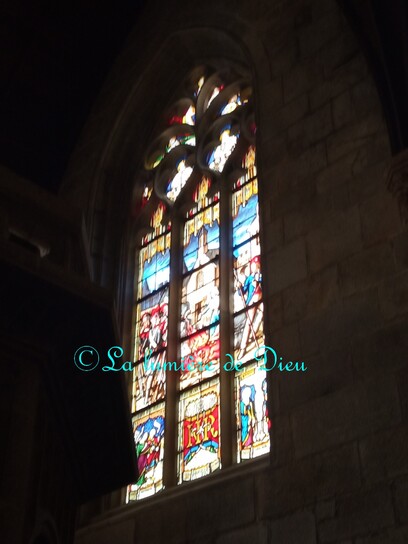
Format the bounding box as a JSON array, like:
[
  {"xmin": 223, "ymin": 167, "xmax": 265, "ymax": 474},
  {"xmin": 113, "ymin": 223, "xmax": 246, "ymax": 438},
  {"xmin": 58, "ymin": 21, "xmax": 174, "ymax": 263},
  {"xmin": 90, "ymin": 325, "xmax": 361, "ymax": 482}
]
[{"xmin": 1, "ymin": 0, "xmax": 408, "ymax": 542}]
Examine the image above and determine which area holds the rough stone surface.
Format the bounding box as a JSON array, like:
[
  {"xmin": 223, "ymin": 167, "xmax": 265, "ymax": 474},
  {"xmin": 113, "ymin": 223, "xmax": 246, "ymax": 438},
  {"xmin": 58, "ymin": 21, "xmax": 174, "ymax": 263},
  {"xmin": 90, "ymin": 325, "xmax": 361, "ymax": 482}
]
[
  {"xmin": 318, "ymin": 486, "xmax": 395, "ymax": 542},
  {"xmin": 64, "ymin": 0, "xmax": 408, "ymax": 542},
  {"xmin": 291, "ymin": 375, "xmax": 401, "ymax": 457},
  {"xmin": 269, "ymin": 510, "xmax": 317, "ymax": 544},
  {"xmin": 306, "ymin": 206, "xmax": 362, "ymax": 273},
  {"xmin": 267, "ymin": 238, "xmax": 308, "ymax": 294}
]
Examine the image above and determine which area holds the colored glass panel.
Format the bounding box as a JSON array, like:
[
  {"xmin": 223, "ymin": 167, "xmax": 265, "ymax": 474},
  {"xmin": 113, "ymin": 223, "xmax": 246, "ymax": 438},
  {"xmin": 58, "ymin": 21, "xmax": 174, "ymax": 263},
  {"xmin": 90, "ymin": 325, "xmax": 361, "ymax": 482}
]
[
  {"xmin": 169, "ymin": 105, "xmax": 196, "ymax": 126},
  {"xmin": 178, "ymin": 380, "xmax": 221, "ymax": 482},
  {"xmin": 233, "ymin": 302, "xmax": 264, "ymax": 365},
  {"xmin": 234, "ymin": 146, "xmax": 257, "ymax": 188},
  {"xmin": 208, "ymin": 128, "xmax": 238, "ymax": 172},
  {"xmin": 207, "ymin": 85, "xmax": 224, "ymax": 108},
  {"xmin": 183, "ymin": 206, "xmax": 220, "ymax": 272},
  {"xmin": 137, "ymin": 235, "xmax": 171, "ymax": 298},
  {"xmin": 151, "ymin": 153, "xmax": 165, "ymax": 168},
  {"xmin": 243, "ymin": 146, "xmax": 257, "ymax": 181},
  {"xmin": 165, "ymin": 133, "xmax": 196, "ymax": 153},
  {"xmin": 181, "ymin": 261, "xmax": 219, "ymax": 333},
  {"xmin": 127, "ymin": 404, "xmax": 165, "ymax": 501},
  {"xmin": 166, "ymin": 159, "xmax": 193, "ymax": 201},
  {"xmin": 179, "ymin": 326, "xmax": 220, "ymax": 390},
  {"xmin": 220, "ymin": 93, "xmax": 242, "ymax": 115},
  {"xmin": 147, "ymin": 203, "xmax": 167, "ymax": 239},
  {"xmin": 141, "ymin": 184, "xmax": 153, "ymax": 207},
  {"xmin": 132, "ymin": 353, "xmax": 166, "ymax": 412},
  {"xmin": 235, "ymin": 363, "xmax": 270, "ymax": 462},
  {"xmin": 134, "ymin": 289, "xmax": 169, "ymax": 362},
  {"xmin": 192, "ymin": 176, "xmax": 212, "ymax": 210},
  {"xmin": 232, "ymin": 180, "xmax": 259, "ymax": 247},
  {"xmin": 233, "ymin": 237, "xmax": 261, "ymax": 312},
  {"xmin": 194, "ymin": 76, "xmax": 205, "ymax": 98},
  {"xmin": 179, "ymin": 329, "xmax": 220, "ymax": 389}
]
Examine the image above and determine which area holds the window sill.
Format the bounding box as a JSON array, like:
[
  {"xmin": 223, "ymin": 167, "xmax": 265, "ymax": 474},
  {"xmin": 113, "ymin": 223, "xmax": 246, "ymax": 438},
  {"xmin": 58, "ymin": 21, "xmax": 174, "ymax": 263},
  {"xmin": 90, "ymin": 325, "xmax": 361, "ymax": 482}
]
[{"xmin": 78, "ymin": 455, "xmax": 270, "ymax": 531}]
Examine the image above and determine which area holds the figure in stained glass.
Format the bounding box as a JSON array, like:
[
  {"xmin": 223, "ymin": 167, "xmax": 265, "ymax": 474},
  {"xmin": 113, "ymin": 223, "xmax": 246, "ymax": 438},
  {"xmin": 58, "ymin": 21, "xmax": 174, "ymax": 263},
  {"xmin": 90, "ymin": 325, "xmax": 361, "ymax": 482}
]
[
  {"xmin": 181, "ymin": 262, "xmax": 219, "ymax": 333},
  {"xmin": 166, "ymin": 159, "xmax": 193, "ymax": 201},
  {"xmin": 240, "ymin": 385, "xmax": 256, "ymax": 449},
  {"xmin": 234, "ymin": 303, "xmax": 264, "ymax": 363},
  {"xmin": 134, "ymin": 353, "xmax": 166, "ymax": 411},
  {"xmin": 208, "ymin": 128, "xmax": 238, "ymax": 172},
  {"xmin": 129, "ymin": 410, "xmax": 165, "ymax": 500},
  {"xmin": 236, "ymin": 365, "xmax": 270, "ymax": 461},
  {"xmin": 220, "ymin": 93, "xmax": 242, "ymax": 115}
]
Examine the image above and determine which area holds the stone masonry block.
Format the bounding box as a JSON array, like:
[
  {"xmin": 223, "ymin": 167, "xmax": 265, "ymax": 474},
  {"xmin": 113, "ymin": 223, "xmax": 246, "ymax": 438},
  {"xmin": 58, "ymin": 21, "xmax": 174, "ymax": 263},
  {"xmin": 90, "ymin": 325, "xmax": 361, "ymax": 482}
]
[
  {"xmin": 258, "ymin": 443, "xmax": 361, "ymax": 519},
  {"xmin": 379, "ymin": 270, "xmax": 408, "ymax": 321},
  {"xmin": 278, "ymin": 348, "xmax": 353, "ymax": 412},
  {"xmin": 262, "ymin": 216, "xmax": 283, "ymax": 252},
  {"xmin": 397, "ymin": 364, "xmax": 408, "ymax": 420},
  {"xmin": 267, "ymin": 238, "xmax": 308, "ymax": 294},
  {"xmin": 316, "ymin": 499, "xmax": 336, "ymax": 521},
  {"xmin": 360, "ymin": 191, "xmax": 402, "ymax": 247},
  {"xmin": 394, "ymin": 477, "xmax": 408, "ymax": 524},
  {"xmin": 288, "ymin": 103, "xmax": 332, "ymax": 154},
  {"xmin": 291, "ymin": 374, "xmax": 400, "ymax": 458},
  {"xmin": 355, "ymin": 526, "xmax": 408, "ymax": 544},
  {"xmin": 306, "ymin": 206, "xmax": 362, "ymax": 274},
  {"xmin": 185, "ymin": 477, "xmax": 255, "ymax": 539},
  {"xmin": 300, "ymin": 288, "xmax": 382, "ymax": 355},
  {"xmin": 326, "ymin": 114, "xmax": 383, "ymax": 164},
  {"xmin": 332, "ymin": 90, "xmax": 352, "ymax": 129},
  {"xmin": 270, "ymin": 510, "xmax": 317, "ymax": 544},
  {"xmin": 393, "ymin": 229, "xmax": 408, "ymax": 272},
  {"xmin": 269, "ymin": 321, "xmax": 301, "ymax": 358},
  {"xmin": 310, "ymin": 54, "xmax": 367, "ymax": 110},
  {"xmin": 315, "ymin": 149, "xmax": 357, "ymax": 193},
  {"xmin": 319, "ymin": 30, "xmax": 360, "ymax": 80},
  {"xmin": 284, "ymin": 58, "xmax": 323, "ymax": 104},
  {"xmin": 266, "ymin": 292, "xmax": 283, "ymax": 332},
  {"xmin": 359, "ymin": 425, "xmax": 408, "ymax": 485},
  {"xmin": 319, "ymin": 486, "xmax": 394, "ymax": 542},
  {"xmin": 273, "ymin": 93, "xmax": 309, "ymax": 134},
  {"xmin": 298, "ymin": 10, "xmax": 343, "ymax": 58},
  {"xmin": 284, "ymin": 142, "xmax": 327, "ymax": 188},
  {"xmin": 283, "ymin": 265, "xmax": 339, "ymax": 324},
  {"xmin": 215, "ymin": 524, "xmax": 267, "ymax": 544},
  {"xmin": 339, "ymin": 243, "xmax": 395, "ymax": 297},
  {"xmin": 351, "ymin": 318, "xmax": 408, "ymax": 378}
]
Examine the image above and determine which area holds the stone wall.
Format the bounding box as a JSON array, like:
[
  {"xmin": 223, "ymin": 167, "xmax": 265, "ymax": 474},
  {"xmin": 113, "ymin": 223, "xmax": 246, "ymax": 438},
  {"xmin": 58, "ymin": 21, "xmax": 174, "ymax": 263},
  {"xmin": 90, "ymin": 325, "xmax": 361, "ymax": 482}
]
[{"xmin": 70, "ymin": 0, "xmax": 408, "ymax": 542}]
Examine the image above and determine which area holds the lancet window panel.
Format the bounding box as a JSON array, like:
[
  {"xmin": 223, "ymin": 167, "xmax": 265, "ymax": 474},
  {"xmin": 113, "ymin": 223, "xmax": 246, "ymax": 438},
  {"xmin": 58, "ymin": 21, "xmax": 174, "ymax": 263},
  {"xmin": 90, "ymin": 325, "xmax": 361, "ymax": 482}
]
[{"xmin": 128, "ymin": 65, "xmax": 270, "ymax": 502}]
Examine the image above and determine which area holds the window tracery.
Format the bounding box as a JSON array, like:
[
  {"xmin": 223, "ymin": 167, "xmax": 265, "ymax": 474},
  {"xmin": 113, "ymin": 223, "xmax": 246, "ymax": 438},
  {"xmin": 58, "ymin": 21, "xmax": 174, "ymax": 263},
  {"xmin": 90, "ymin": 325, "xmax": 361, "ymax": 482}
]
[{"xmin": 128, "ymin": 65, "xmax": 270, "ymax": 501}]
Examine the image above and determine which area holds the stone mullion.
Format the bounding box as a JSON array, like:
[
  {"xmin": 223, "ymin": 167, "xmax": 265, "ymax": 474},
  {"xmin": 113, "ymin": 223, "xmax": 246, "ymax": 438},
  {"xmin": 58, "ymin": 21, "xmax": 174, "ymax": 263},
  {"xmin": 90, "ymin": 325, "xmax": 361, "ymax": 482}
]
[
  {"xmin": 163, "ymin": 212, "xmax": 182, "ymax": 488},
  {"xmin": 219, "ymin": 177, "xmax": 235, "ymax": 467}
]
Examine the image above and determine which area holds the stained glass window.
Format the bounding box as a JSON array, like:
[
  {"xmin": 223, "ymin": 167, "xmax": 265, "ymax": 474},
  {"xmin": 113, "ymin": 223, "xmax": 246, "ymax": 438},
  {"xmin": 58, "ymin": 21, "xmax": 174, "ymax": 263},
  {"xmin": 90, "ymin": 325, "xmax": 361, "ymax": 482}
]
[{"xmin": 128, "ymin": 67, "xmax": 270, "ymax": 502}]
